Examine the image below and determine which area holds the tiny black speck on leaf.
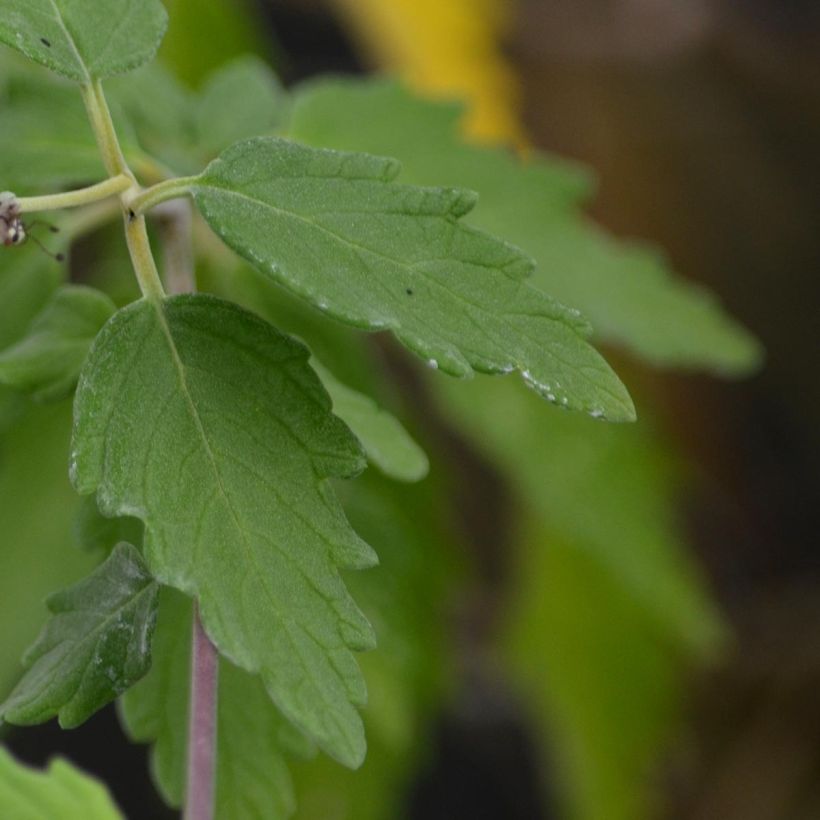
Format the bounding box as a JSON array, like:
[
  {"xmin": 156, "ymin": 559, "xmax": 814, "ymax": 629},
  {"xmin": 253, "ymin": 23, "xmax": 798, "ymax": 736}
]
[
  {"xmin": 128, "ymin": 210, "xmax": 136, "ymax": 222},
  {"xmin": 40, "ymin": 37, "xmax": 51, "ymax": 47},
  {"xmin": 405, "ymin": 288, "xmax": 414, "ymax": 296}
]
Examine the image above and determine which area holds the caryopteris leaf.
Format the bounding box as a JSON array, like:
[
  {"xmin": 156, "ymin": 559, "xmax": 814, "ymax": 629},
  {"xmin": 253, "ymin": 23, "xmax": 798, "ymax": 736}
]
[
  {"xmin": 315, "ymin": 361, "xmax": 429, "ymax": 483},
  {"xmin": 0, "ymin": 748, "xmax": 123, "ymax": 819},
  {"xmin": 190, "ymin": 137, "xmax": 635, "ymax": 422},
  {"xmin": 287, "ymin": 78, "xmax": 762, "ymax": 376},
  {"xmin": 0, "ymin": 285, "xmax": 116, "ymax": 402},
  {"xmin": 0, "ymin": 0, "xmax": 168, "ymax": 83},
  {"xmin": 0, "ymin": 542, "xmax": 158, "ymax": 728},
  {"xmin": 71, "ymin": 294, "xmax": 376, "ymax": 766}
]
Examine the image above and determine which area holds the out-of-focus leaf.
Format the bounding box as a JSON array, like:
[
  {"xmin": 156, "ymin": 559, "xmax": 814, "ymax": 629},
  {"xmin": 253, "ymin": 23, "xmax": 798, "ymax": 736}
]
[
  {"xmin": 192, "ymin": 137, "xmax": 635, "ymax": 421},
  {"xmin": 0, "ymin": 76, "xmax": 105, "ymax": 191},
  {"xmin": 0, "ymin": 401, "xmax": 97, "ymax": 700},
  {"xmin": 107, "ymin": 63, "xmax": 199, "ymax": 176},
  {"xmin": 111, "ymin": 57, "xmax": 287, "ymax": 177},
  {"xmin": 0, "ymin": 747, "xmax": 123, "ymax": 819},
  {"xmin": 72, "ymin": 496, "xmax": 143, "ymax": 555},
  {"xmin": 292, "ymin": 472, "xmax": 456, "ymax": 820},
  {"xmin": 0, "ymin": 286, "xmax": 116, "ymax": 402},
  {"xmin": 158, "ymin": 0, "xmax": 268, "ymax": 88},
  {"xmin": 120, "ymin": 588, "xmax": 313, "ymax": 820},
  {"xmin": 72, "ymin": 294, "xmax": 376, "ymax": 767},
  {"xmin": 0, "ymin": 0, "xmax": 168, "ymax": 83},
  {"xmin": 314, "ymin": 361, "xmax": 428, "ymax": 483},
  {"xmin": 0, "ymin": 543, "xmax": 158, "ymax": 728},
  {"xmin": 434, "ymin": 372, "xmax": 724, "ymax": 819},
  {"xmin": 0, "ymin": 245, "xmax": 64, "ymax": 352},
  {"xmin": 194, "ymin": 56, "xmax": 286, "ymax": 159},
  {"xmin": 287, "ymin": 78, "xmax": 762, "ymax": 375}
]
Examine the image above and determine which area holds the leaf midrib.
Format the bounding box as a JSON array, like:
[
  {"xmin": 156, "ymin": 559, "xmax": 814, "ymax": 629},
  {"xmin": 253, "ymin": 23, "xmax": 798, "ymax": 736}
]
[
  {"xmin": 148, "ymin": 301, "xmax": 358, "ymax": 743},
  {"xmin": 45, "ymin": 0, "xmax": 90, "ymax": 83}
]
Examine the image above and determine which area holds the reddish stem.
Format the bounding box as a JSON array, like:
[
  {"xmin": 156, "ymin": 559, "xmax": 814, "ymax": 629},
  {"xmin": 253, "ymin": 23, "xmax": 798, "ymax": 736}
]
[{"xmin": 184, "ymin": 605, "xmax": 219, "ymax": 820}]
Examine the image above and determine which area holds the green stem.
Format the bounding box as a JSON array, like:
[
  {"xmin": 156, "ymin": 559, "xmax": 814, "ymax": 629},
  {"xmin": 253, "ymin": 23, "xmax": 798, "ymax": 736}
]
[
  {"xmin": 16, "ymin": 175, "xmax": 132, "ymax": 213},
  {"xmin": 127, "ymin": 176, "xmax": 198, "ymax": 216},
  {"xmin": 80, "ymin": 80, "xmax": 132, "ymax": 179},
  {"xmin": 80, "ymin": 79, "xmax": 166, "ymax": 302},
  {"xmin": 124, "ymin": 215, "xmax": 165, "ymax": 301}
]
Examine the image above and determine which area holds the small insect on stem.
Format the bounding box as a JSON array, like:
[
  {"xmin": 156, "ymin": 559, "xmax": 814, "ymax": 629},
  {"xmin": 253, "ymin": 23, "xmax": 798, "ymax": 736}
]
[
  {"xmin": 0, "ymin": 192, "xmax": 26, "ymax": 248},
  {"xmin": 0, "ymin": 191, "xmax": 65, "ymax": 262}
]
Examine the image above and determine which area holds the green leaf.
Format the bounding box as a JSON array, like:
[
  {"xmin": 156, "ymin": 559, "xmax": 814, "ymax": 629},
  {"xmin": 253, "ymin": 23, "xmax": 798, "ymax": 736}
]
[
  {"xmin": 0, "ymin": 286, "xmax": 116, "ymax": 401},
  {"xmin": 71, "ymin": 294, "xmax": 376, "ymax": 766},
  {"xmin": 0, "ymin": 747, "xmax": 123, "ymax": 819},
  {"xmin": 287, "ymin": 78, "xmax": 762, "ymax": 375},
  {"xmin": 314, "ymin": 361, "xmax": 428, "ymax": 483},
  {"xmin": 108, "ymin": 63, "xmax": 200, "ymax": 175},
  {"xmin": 109, "ymin": 56, "xmax": 287, "ymax": 176},
  {"xmin": 121, "ymin": 588, "xmax": 313, "ymax": 820},
  {"xmin": 194, "ymin": 56, "xmax": 287, "ymax": 160},
  {"xmin": 0, "ymin": 74, "xmax": 106, "ymax": 191},
  {"xmin": 72, "ymin": 495, "xmax": 143, "ymax": 554},
  {"xmin": 191, "ymin": 137, "xmax": 635, "ymax": 422},
  {"xmin": 0, "ymin": 542, "xmax": 158, "ymax": 729},
  {"xmin": 0, "ymin": 0, "xmax": 168, "ymax": 83},
  {"xmin": 0, "ymin": 401, "xmax": 98, "ymax": 699},
  {"xmin": 0, "ymin": 244, "xmax": 64, "ymax": 352},
  {"xmin": 434, "ymin": 372, "xmax": 724, "ymax": 819}
]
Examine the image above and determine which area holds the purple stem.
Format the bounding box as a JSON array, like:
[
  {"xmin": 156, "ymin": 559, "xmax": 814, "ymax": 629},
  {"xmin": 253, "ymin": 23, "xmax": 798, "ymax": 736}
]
[{"xmin": 184, "ymin": 605, "xmax": 219, "ymax": 820}]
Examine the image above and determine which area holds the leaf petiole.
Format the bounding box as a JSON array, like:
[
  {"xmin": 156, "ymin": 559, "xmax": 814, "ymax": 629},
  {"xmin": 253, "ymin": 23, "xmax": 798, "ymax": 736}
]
[
  {"xmin": 126, "ymin": 176, "xmax": 199, "ymax": 216},
  {"xmin": 15, "ymin": 174, "xmax": 133, "ymax": 214}
]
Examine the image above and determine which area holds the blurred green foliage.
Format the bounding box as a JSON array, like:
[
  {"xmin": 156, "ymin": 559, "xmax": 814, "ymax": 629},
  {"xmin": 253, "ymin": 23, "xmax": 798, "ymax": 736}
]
[{"xmin": 0, "ymin": 2, "xmax": 760, "ymax": 818}]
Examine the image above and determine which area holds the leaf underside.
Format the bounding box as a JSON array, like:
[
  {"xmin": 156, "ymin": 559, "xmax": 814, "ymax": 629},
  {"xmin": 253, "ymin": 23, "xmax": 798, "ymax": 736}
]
[
  {"xmin": 71, "ymin": 294, "xmax": 376, "ymax": 767},
  {"xmin": 191, "ymin": 137, "xmax": 635, "ymax": 422},
  {"xmin": 0, "ymin": 542, "xmax": 158, "ymax": 729},
  {"xmin": 0, "ymin": 0, "xmax": 168, "ymax": 82}
]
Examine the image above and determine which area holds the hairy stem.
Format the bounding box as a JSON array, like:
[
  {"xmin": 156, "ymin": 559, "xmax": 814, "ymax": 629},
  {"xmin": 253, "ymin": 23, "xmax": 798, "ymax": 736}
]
[
  {"xmin": 80, "ymin": 80, "xmax": 132, "ymax": 180},
  {"xmin": 184, "ymin": 606, "xmax": 219, "ymax": 820},
  {"xmin": 80, "ymin": 80, "xmax": 166, "ymax": 302},
  {"xmin": 16, "ymin": 175, "xmax": 132, "ymax": 213}
]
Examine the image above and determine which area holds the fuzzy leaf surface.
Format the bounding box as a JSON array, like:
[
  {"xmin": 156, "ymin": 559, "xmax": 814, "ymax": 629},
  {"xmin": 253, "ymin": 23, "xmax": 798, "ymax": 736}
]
[
  {"xmin": 71, "ymin": 294, "xmax": 376, "ymax": 766},
  {"xmin": 315, "ymin": 362, "xmax": 428, "ymax": 482},
  {"xmin": 0, "ymin": 0, "xmax": 168, "ymax": 82},
  {"xmin": 287, "ymin": 78, "xmax": 762, "ymax": 375},
  {"xmin": 191, "ymin": 137, "xmax": 635, "ymax": 422},
  {"xmin": 0, "ymin": 748, "xmax": 123, "ymax": 819},
  {"xmin": 0, "ymin": 286, "xmax": 115, "ymax": 401},
  {"xmin": 0, "ymin": 543, "xmax": 158, "ymax": 728},
  {"xmin": 121, "ymin": 588, "xmax": 313, "ymax": 819}
]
